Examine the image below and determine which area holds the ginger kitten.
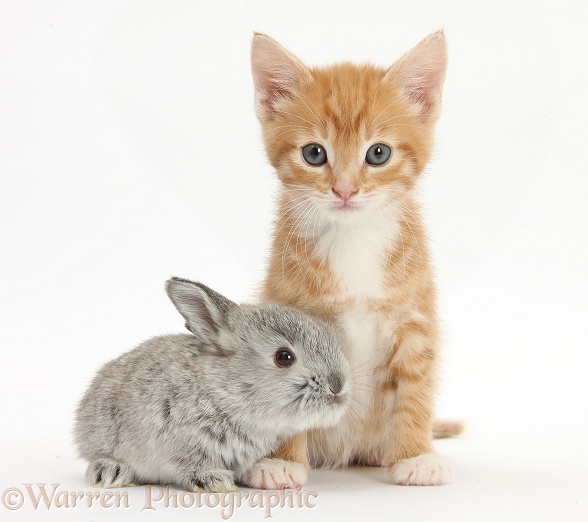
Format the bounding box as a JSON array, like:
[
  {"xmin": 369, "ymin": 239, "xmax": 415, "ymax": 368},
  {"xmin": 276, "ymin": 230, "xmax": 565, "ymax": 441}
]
[{"xmin": 245, "ymin": 31, "xmax": 460, "ymax": 487}]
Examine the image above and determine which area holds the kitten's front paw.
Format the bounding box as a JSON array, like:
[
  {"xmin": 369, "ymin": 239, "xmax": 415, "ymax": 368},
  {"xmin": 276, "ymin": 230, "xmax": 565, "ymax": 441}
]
[
  {"xmin": 388, "ymin": 452, "xmax": 451, "ymax": 486},
  {"xmin": 189, "ymin": 469, "xmax": 236, "ymax": 493},
  {"xmin": 242, "ymin": 458, "xmax": 308, "ymax": 489}
]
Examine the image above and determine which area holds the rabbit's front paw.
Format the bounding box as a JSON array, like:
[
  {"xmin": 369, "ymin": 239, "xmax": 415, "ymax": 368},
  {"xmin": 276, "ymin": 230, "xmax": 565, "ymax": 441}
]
[
  {"xmin": 86, "ymin": 459, "xmax": 135, "ymax": 488},
  {"xmin": 242, "ymin": 458, "xmax": 308, "ymax": 489},
  {"xmin": 189, "ymin": 469, "xmax": 236, "ymax": 493}
]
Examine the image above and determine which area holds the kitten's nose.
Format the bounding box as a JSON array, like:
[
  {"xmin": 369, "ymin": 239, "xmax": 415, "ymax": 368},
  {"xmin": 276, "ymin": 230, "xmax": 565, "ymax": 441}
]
[{"xmin": 332, "ymin": 187, "xmax": 358, "ymax": 203}]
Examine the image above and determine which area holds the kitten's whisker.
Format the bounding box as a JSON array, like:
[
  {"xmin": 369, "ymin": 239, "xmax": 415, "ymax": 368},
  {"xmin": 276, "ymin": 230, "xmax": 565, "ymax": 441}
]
[
  {"xmin": 279, "ymin": 206, "xmax": 312, "ymax": 277},
  {"xmin": 295, "ymin": 204, "xmax": 316, "ymax": 288},
  {"xmin": 371, "ymin": 111, "xmax": 422, "ymax": 127},
  {"xmin": 374, "ymin": 117, "xmax": 425, "ymax": 128},
  {"xmin": 378, "ymin": 199, "xmax": 421, "ymax": 278},
  {"xmin": 266, "ymin": 127, "xmax": 308, "ymax": 148},
  {"xmin": 310, "ymin": 202, "xmax": 325, "ymax": 293},
  {"xmin": 374, "ymin": 202, "xmax": 404, "ymax": 282},
  {"xmin": 370, "ymin": 100, "xmax": 402, "ymax": 127},
  {"xmin": 395, "ymin": 203, "xmax": 424, "ymax": 266},
  {"xmin": 300, "ymin": 204, "xmax": 321, "ymax": 292},
  {"xmin": 272, "ymin": 109, "xmax": 315, "ymax": 127},
  {"xmin": 267, "ymin": 124, "xmax": 309, "ymax": 131},
  {"xmin": 294, "ymin": 91, "xmax": 327, "ymax": 130},
  {"xmin": 281, "ymin": 199, "xmax": 316, "ymax": 281},
  {"xmin": 273, "ymin": 196, "xmax": 315, "ymax": 238}
]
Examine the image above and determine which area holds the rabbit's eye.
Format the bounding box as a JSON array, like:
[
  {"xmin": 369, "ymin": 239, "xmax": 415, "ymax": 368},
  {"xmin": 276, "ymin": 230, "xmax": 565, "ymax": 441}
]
[{"xmin": 274, "ymin": 348, "xmax": 296, "ymax": 368}]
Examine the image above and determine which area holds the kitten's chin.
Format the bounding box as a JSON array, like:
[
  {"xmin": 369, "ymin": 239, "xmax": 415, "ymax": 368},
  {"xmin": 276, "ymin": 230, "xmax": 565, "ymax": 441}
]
[
  {"xmin": 336, "ymin": 204, "xmax": 360, "ymax": 212},
  {"xmin": 327, "ymin": 201, "xmax": 366, "ymax": 221}
]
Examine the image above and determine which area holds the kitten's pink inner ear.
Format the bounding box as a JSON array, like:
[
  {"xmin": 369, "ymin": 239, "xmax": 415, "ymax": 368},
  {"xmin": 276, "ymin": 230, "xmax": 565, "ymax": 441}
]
[
  {"xmin": 251, "ymin": 33, "xmax": 312, "ymax": 120},
  {"xmin": 384, "ymin": 30, "xmax": 448, "ymax": 121}
]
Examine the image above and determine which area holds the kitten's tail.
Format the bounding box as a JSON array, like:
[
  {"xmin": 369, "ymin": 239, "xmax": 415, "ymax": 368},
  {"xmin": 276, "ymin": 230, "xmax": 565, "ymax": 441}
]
[{"xmin": 433, "ymin": 419, "xmax": 465, "ymax": 439}]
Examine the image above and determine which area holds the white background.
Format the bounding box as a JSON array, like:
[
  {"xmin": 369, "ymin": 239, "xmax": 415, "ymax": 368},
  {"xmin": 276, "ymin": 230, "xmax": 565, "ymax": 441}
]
[{"xmin": 1, "ymin": 0, "xmax": 587, "ymax": 520}]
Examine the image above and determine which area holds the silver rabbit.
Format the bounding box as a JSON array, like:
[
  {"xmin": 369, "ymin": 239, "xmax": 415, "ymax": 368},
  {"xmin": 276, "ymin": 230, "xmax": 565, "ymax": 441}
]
[{"xmin": 74, "ymin": 277, "xmax": 350, "ymax": 492}]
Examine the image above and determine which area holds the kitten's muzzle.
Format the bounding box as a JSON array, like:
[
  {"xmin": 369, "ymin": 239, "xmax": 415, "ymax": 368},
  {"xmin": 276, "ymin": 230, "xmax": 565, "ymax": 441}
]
[{"xmin": 332, "ymin": 187, "xmax": 358, "ymax": 204}]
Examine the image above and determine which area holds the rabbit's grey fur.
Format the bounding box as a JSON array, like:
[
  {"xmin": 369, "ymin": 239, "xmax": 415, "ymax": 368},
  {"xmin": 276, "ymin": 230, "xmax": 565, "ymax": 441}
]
[{"xmin": 74, "ymin": 277, "xmax": 350, "ymax": 492}]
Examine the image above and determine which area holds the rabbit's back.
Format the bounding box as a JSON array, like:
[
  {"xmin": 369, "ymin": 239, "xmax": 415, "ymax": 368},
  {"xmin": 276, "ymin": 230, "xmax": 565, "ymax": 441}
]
[
  {"xmin": 74, "ymin": 335, "xmax": 200, "ymax": 460},
  {"xmin": 74, "ymin": 335, "xmax": 277, "ymax": 481}
]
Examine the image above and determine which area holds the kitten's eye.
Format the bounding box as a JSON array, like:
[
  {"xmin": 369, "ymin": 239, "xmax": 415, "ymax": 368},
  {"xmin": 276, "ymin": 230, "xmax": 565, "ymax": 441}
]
[
  {"xmin": 302, "ymin": 143, "xmax": 327, "ymax": 166},
  {"xmin": 365, "ymin": 144, "xmax": 392, "ymax": 166},
  {"xmin": 274, "ymin": 348, "xmax": 296, "ymax": 368}
]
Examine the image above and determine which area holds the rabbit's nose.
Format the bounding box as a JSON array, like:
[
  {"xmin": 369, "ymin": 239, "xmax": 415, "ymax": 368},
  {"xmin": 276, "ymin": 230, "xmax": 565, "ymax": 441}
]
[{"xmin": 328, "ymin": 373, "xmax": 344, "ymax": 395}]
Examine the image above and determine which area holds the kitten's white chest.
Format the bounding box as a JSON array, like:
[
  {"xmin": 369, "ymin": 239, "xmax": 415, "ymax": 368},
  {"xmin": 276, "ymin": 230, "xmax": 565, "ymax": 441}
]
[
  {"xmin": 315, "ymin": 215, "xmax": 398, "ymax": 299},
  {"xmin": 314, "ymin": 215, "xmax": 400, "ymax": 415}
]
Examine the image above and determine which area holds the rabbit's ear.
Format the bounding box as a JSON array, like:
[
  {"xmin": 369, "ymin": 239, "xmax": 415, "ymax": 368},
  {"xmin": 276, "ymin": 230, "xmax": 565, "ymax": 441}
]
[{"xmin": 166, "ymin": 278, "xmax": 237, "ymax": 353}]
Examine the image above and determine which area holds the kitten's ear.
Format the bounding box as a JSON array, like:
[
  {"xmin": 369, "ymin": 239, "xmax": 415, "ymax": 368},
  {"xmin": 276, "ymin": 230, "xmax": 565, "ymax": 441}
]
[
  {"xmin": 384, "ymin": 30, "xmax": 448, "ymax": 121},
  {"xmin": 251, "ymin": 33, "xmax": 312, "ymax": 121}
]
